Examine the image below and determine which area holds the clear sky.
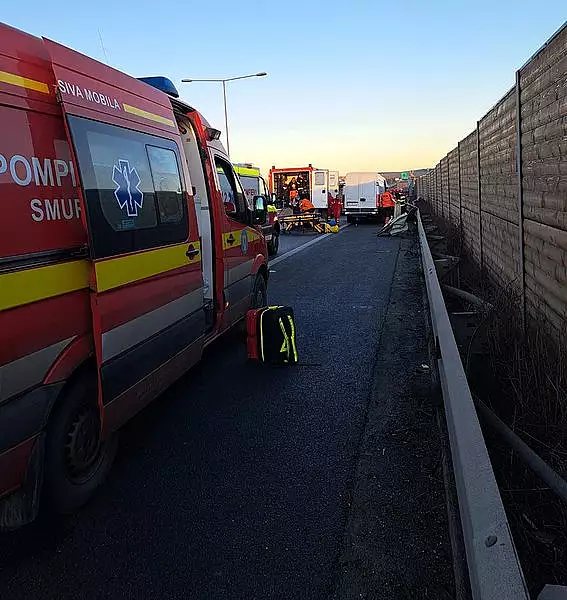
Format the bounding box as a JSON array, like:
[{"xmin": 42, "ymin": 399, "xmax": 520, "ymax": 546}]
[{"xmin": 3, "ymin": 2, "xmax": 566, "ymax": 175}]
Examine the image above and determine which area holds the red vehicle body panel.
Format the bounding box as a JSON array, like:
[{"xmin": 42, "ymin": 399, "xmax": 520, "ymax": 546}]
[{"xmin": 0, "ymin": 23, "xmax": 268, "ymax": 526}]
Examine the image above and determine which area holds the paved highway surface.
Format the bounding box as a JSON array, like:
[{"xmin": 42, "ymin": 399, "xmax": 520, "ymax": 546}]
[{"xmin": 0, "ymin": 224, "xmax": 453, "ymax": 599}]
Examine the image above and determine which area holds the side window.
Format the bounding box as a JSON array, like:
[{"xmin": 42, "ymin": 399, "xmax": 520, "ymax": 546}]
[
  {"xmin": 68, "ymin": 116, "xmax": 188, "ymax": 259},
  {"xmin": 217, "ymin": 166, "xmax": 235, "ymax": 206},
  {"xmin": 86, "ymin": 129, "xmax": 158, "ymax": 232},
  {"xmin": 215, "ymin": 157, "xmax": 248, "ymax": 224},
  {"xmin": 147, "ymin": 146, "xmax": 183, "ymax": 225},
  {"xmin": 314, "ymin": 171, "xmax": 326, "ymax": 186}
]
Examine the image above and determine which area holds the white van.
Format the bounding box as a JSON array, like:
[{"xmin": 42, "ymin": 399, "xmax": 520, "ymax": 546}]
[{"xmin": 344, "ymin": 172, "xmax": 390, "ymax": 223}]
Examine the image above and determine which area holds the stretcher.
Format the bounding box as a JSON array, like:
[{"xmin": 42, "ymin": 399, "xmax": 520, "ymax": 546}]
[{"xmin": 279, "ymin": 212, "xmax": 327, "ymax": 234}]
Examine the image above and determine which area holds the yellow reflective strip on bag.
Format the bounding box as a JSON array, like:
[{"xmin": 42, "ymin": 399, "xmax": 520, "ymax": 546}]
[
  {"xmin": 287, "ymin": 315, "xmax": 298, "ymax": 362},
  {"xmin": 278, "ymin": 318, "xmax": 290, "ymax": 363}
]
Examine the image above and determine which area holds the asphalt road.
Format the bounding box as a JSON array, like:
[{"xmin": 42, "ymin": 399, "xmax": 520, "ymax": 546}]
[
  {"xmin": 0, "ymin": 224, "xmax": 453, "ymax": 599},
  {"xmin": 274, "ymin": 217, "xmax": 344, "ymax": 259}
]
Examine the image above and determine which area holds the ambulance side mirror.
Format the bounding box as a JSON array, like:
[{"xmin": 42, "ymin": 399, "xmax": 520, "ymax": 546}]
[{"xmin": 253, "ymin": 195, "xmax": 267, "ymax": 224}]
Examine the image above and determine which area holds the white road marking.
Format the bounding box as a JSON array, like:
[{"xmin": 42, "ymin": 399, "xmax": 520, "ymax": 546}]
[{"xmin": 269, "ymin": 223, "xmax": 350, "ymax": 267}]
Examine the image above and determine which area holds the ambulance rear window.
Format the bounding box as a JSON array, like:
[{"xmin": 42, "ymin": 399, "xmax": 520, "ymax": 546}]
[{"xmin": 314, "ymin": 172, "xmax": 325, "ymax": 186}]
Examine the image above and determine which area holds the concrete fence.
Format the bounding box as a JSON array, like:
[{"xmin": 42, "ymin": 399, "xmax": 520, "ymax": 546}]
[{"xmin": 417, "ymin": 21, "xmax": 567, "ymax": 338}]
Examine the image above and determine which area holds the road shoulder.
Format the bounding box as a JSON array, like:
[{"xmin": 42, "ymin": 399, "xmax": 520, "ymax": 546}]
[{"xmin": 332, "ymin": 227, "xmax": 454, "ymax": 599}]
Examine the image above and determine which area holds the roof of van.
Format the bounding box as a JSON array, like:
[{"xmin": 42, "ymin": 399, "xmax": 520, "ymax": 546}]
[{"xmin": 345, "ymin": 172, "xmax": 386, "ymax": 180}]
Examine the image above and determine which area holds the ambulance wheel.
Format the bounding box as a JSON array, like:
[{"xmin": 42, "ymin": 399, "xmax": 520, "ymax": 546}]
[
  {"xmin": 44, "ymin": 375, "xmax": 117, "ymax": 514},
  {"xmin": 347, "ymin": 215, "xmax": 355, "ymax": 224},
  {"xmin": 268, "ymin": 232, "xmax": 279, "ymax": 256},
  {"xmin": 252, "ymin": 274, "xmax": 268, "ymax": 309}
]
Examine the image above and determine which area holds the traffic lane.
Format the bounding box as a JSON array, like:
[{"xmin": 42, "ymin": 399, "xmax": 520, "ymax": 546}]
[
  {"xmin": 0, "ymin": 225, "xmax": 400, "ymax": 600},
  {"xmin": 274, "ymin": 216, "xmax": 346, "ymax": 258},
  {"xmin": 276, "ymin": 230, "xmax": 318, "ymax": 256}
]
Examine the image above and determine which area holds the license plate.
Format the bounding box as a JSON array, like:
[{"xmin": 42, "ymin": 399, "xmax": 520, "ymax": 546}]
[{"xmin": 265, "ymin": 234, "xmax": 272, "ymax": 241}]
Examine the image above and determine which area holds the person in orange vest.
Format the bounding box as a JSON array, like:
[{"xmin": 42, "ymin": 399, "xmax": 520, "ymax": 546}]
[
  {"xmin": 381, "ymin": 190, "xmax": 395, "ymax": 224},
  {"xmin": 382, "ymin": 190, "xmax": 394, "ymax": 206},
  {"xmin": 299, "ymin": 196, "xmax": 315, "ymax": 213}
]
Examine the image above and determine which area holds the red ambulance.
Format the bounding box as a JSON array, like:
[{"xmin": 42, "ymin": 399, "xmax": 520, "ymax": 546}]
[
  {"xmin": 0, "ymin": 24, "xmax": 270, "ymax": 529},
  {"xmin": 269, "ymin": 165, "xmax": 339, "ymax": 219}
]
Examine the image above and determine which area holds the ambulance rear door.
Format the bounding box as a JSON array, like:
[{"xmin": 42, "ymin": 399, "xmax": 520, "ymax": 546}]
[
  {"xmin": 44, "ymin": 39, "xmax": 205, "ymax": 423},
  {"xmin": 328, "ymin": 171, "xmax": 339, "ymax": 199},
  {"xmin": 311, "ymin": 169, "xmax": 328, "ymax": 209}
]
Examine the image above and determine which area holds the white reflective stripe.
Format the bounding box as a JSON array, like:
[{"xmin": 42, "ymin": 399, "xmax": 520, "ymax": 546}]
[
  {"xmin": 0, "ymin": 337, "xmax": 75, "ymax": 402},
  {"xmin": 226, "ymin": 260, "xmax": 254, "ymax": 286},
  {"xmin": 102, "ymin": 288, "xmax": 204, "ymax": 363}
]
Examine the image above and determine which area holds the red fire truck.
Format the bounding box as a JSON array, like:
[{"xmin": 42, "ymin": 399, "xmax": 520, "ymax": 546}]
[{"xmin": 0, "ymin": 24, "xmax": 270, "ymax": 529}]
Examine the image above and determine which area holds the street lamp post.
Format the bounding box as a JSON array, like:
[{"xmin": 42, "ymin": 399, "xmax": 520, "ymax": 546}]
[{"xmin": 181, "ymin": 72, "xmax": 267, "ymax": 156}]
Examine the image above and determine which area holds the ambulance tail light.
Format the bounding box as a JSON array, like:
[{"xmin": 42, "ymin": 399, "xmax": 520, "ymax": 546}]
[{"xmin": 376, "ymin": 194, "xmax": 382, "ymax": 208}]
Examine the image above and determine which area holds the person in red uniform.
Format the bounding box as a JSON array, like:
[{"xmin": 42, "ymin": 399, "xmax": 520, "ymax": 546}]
[{"xmin": 327, "ymin": 192, "xmax": 341, "ymax": 223}]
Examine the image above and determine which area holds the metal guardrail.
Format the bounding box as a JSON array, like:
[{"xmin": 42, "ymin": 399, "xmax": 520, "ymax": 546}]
[{"xmin": 416, "ymin": 210, "xmax": 530, "ymax": 599}]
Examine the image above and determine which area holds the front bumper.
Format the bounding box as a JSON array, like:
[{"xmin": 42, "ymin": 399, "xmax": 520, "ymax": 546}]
[{"xmin": 345, "ymin": 208, "xmax": 379, "ymax": 215}]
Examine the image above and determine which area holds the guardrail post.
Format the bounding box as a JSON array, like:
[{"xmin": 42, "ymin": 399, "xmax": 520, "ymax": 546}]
[{"xmin": 515, "ymin": 69, "xmax": 526, "ymax": 335}]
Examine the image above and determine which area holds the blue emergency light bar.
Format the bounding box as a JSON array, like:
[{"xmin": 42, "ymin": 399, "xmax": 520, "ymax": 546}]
[{"xmin": 137, "ymin": 76, "xmax": 179, "ymax": 98}]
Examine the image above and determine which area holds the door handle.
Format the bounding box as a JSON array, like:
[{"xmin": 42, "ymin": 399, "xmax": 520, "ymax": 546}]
[{"xmin": 186, "ymin": 245, "xmax": 200, "ymax": 259}]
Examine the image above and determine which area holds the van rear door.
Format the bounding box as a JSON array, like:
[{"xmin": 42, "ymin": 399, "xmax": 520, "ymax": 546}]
[
  {"xmin": 356, "ymin": 173, "xmax": 376, "ymax": 213},
  {"xmin": 311, "ymin": 169, "xmax": 328, "ymax": 209},
  {"xmin": 44, "ymin": 39, "xmax": 205, "ymax": 427},
  {"xmin": 328, "ymin": 171, "xmax": 339, "ymax": 199}
]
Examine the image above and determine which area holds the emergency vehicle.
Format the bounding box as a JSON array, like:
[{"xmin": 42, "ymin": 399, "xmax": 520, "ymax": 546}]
[
  {"xmin": 0, "ymin": 23, "xmax": 270, "ymax": 530},
  {"xmin": 343, "ymin": 172, "xmax": 394, "ymax": 222},
  {"xmin": 269, "ymin": 165, "xmax": 339, "ymax": 218},
  {"xmin": 234, "ymin": 164, "xmax": 279, "ymax": 256}
]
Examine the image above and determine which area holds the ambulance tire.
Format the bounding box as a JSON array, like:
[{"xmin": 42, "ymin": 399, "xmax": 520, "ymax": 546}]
[
  {"xmin": 236, "ymin": 274, "xmax": 267, "ymax": 339},
  {"xmin": 44, "ymin": 375, "xmax": 118, "ymax": 514},
  {"xmin": 251, "ymin": 273, "xmax": 268, "ymax": 309},
  {"xmin": 347, "ymin": 215, "xmax": 355, "ymax": 224},
  {"xmin": 268, "ymin": 232, "xmax": 279, "ymax": 256}
]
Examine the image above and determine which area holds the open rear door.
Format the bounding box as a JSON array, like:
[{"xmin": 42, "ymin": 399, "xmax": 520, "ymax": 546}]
[
  {"xmin": 328, "ymin": 171, "xmax": 339, "ymax": 199},
  {"xmin": 311, "ymin": 169, "xmax": 328, "ymax": 209},
  {"xmin": 44, "ymin": 39, "xmax": 205, "ymax": 428}
]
